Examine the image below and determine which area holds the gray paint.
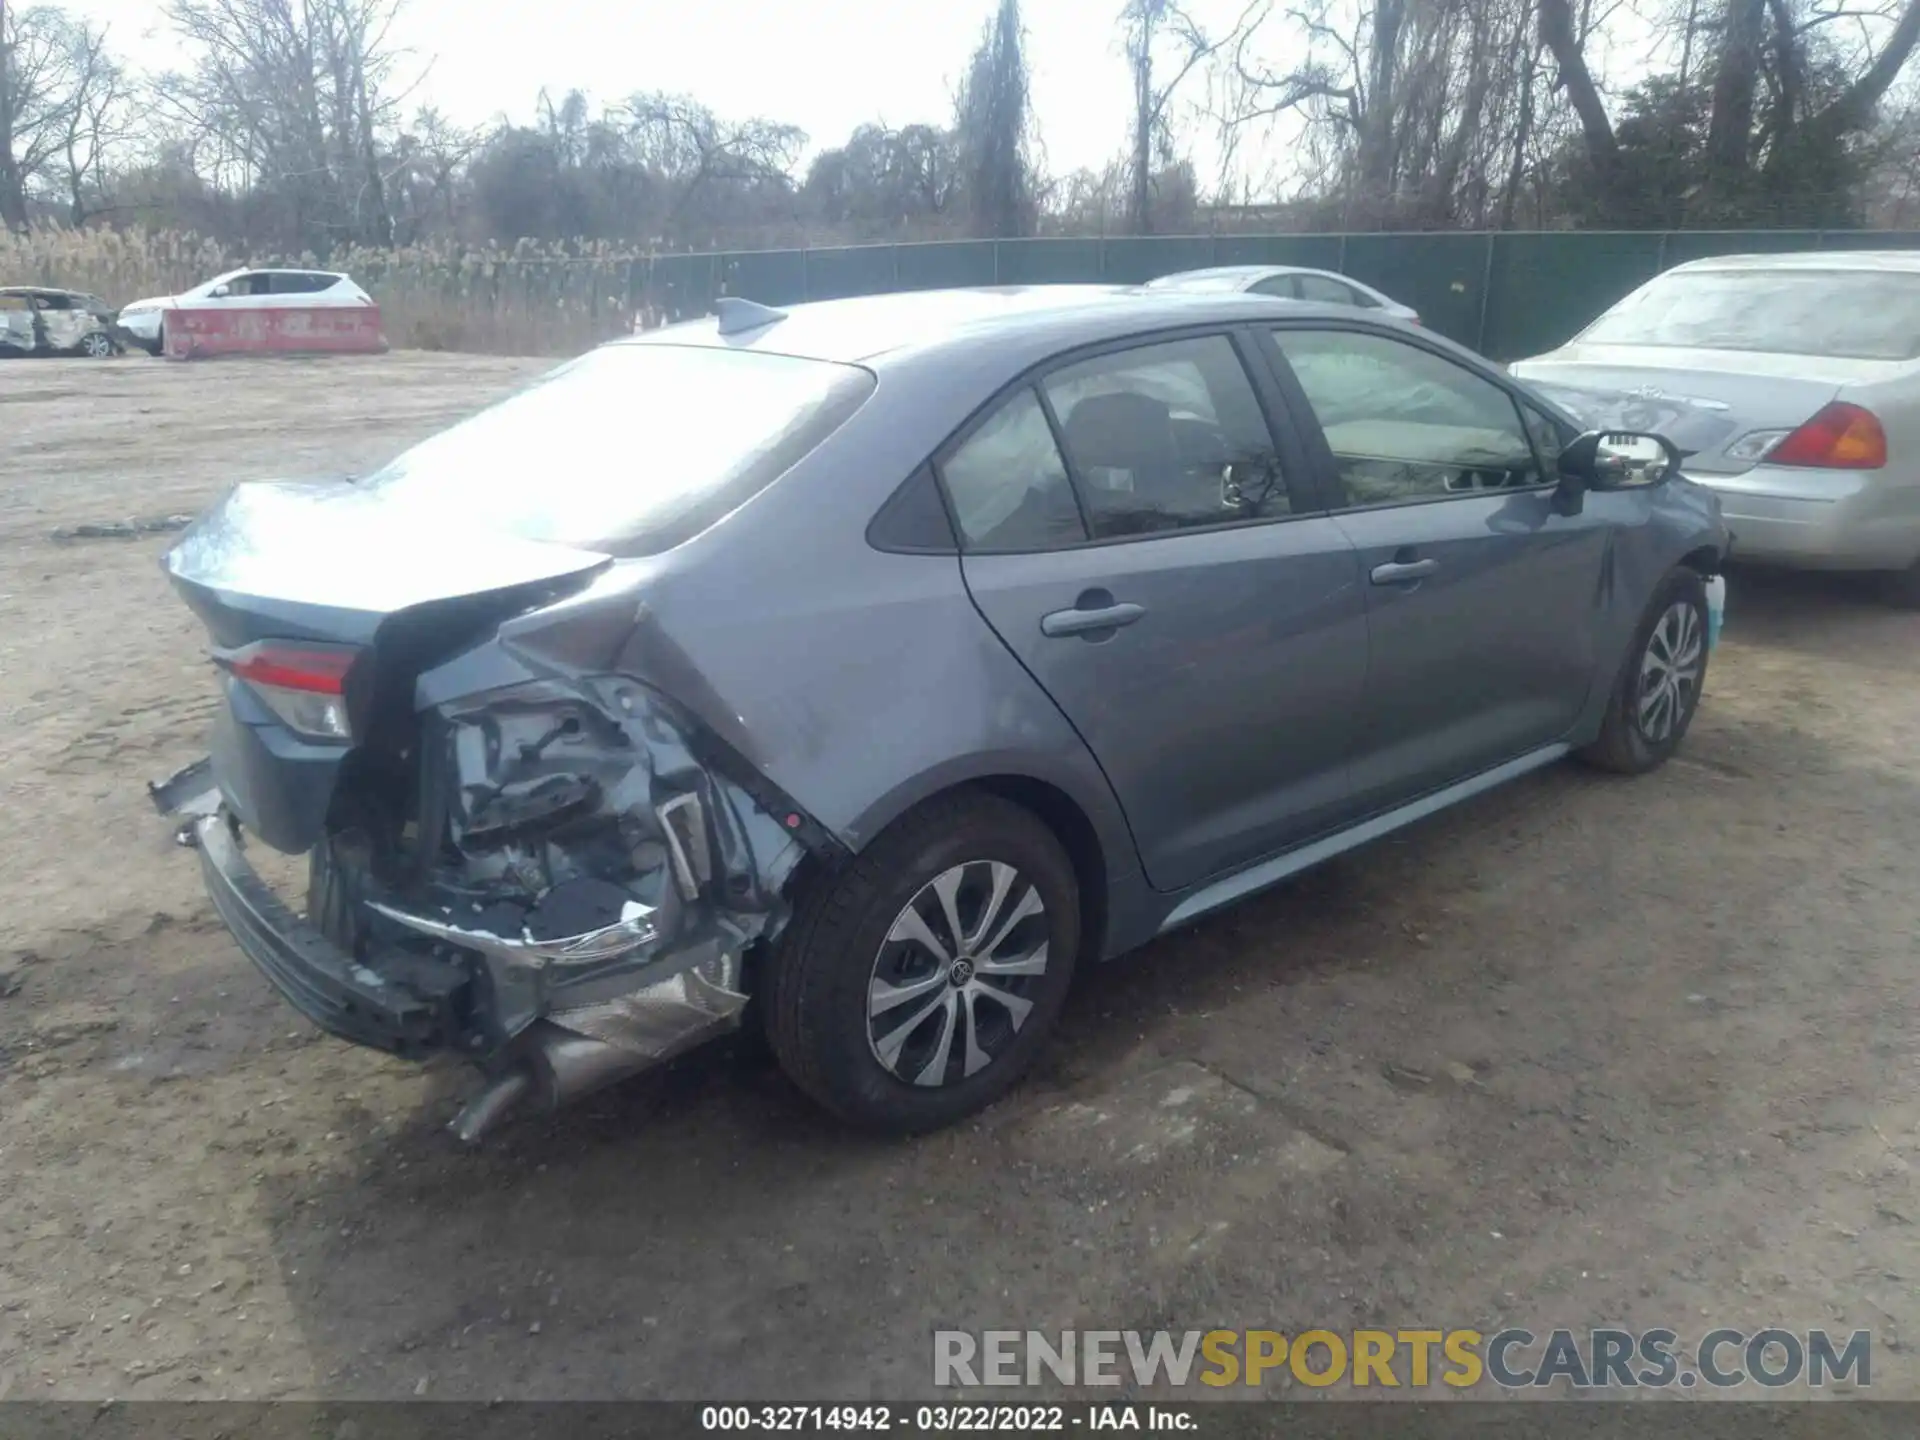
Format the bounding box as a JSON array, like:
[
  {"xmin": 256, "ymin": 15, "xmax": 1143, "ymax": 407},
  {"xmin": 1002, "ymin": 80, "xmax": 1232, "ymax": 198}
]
[{"xmin": 164, "ymin": 284, "xmax": 1729, "ymax": 986}]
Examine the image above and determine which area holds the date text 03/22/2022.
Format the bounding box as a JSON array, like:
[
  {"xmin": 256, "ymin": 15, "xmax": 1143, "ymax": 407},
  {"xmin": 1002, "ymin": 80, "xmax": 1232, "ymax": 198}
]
[{"xmin": 699, "ymin": 1405, "xmax": 1190, "ymax": 1431}]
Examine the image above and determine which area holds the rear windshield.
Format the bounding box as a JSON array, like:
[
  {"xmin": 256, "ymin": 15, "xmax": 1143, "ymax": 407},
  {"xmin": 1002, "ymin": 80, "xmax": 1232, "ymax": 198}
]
[
  {"xmin": 363, "ymin": 342, "xmax": 875, "ymax": 553},
  {"xmin": 1582, "ymin": 268, "xmax": 1920, "ymax": 361}
]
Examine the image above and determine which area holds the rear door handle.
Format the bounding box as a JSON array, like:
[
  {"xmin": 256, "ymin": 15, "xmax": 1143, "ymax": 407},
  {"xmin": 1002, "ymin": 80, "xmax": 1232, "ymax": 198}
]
[
  {"xmin": 1041, "ymin": 602, "xmax": 1146, "ymax": 637},
  {"xmin": 1370, "ymin": 558, "xmax": 1439, "ymax": 585}
]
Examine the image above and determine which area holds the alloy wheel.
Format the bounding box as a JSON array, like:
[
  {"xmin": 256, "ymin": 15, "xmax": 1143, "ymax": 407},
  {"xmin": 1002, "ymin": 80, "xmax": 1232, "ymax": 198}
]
[
  {"xmin": 866, "ymin": 859, "xmax": 1050, "ymax": 1088},
  {"xmin": 1638, "ymin": 600, "xmax": 1704, "ymax": 744},
  {"xmin": 81, "ymin": 332, "xmax": 113, "ymax": 358}
]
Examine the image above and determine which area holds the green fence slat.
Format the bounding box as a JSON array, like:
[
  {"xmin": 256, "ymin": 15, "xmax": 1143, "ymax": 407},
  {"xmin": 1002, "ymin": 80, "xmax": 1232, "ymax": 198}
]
[
  {"xmin": 720, "ymin": 250, "xmax": 808, "ymax": 307},
  {"xmin": 1099, "ymin": 235, "xmax": 1215, "ymax": 283},
  {"xmin": 895, "ymin": 241, "xmax": 999, "ymax": 290},
  {"xmin": 1810, "ymin": 229, "xmax": 1920, "ymax": 252},
  {"xmin": 1482, "ymin": 231, "xmax": 1668, "ymax": 361},
  {"xmin": 1659, "ymin": 229, "xmax": 1824, "ymax": 265},
  {"xmin": 1212, "ymin": 235, "xmax": 1344, "ymax": 269},
  {"xmin": 802, "ymin": 245, "xmax": 898, "ymax": 300},
  {"xmin": 1338, "ymin": 233, "xmax": 1488, "ymax": 348},
  {"xmin": 996, "ymin": 238, "xmax": 1105, "ymax": 283}
]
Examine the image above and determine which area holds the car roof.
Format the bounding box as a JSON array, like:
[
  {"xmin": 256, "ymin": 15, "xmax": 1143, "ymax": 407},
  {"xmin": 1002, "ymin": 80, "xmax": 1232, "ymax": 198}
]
[
  {"xmin": 0, "ymin": 285, "xmax": 95, "ymax": 298},
  {"xmin": 1670, "ymin": 250, "xmax": 1920, "ymax": 274},
  {"xmin": 624, "ymin": 284, "xmax": 1366, "ymax": 367},
  {"xmin": 207, "ymin": 267, "xmax": 348, "ymax": 282},
  {"xmin": 1147, "ymin": 264, "xmax": 1323, "ymax": 285}
]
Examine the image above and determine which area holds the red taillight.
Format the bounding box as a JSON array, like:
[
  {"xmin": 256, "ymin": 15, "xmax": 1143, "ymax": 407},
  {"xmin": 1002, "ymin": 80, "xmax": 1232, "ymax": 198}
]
[
  {"xmin": 1766, "ymin": 402, "xmax": 1887, "ymax": 469},
  {"xmin": 225, "ymin": 643, "xmax": 354, "ymax": 693},
  {"xmin": 217, "ymin": 641, "xmax": 359, "ymax": 740}
]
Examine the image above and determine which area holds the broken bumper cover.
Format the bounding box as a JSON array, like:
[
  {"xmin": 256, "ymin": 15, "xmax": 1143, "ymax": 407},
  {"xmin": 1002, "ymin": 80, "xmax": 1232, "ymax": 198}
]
[
  {"xmin": 195, "ymin": 812, "xmax": 453, "ymax": 1056},
  {"xmin": 150, "ymin": 754, "xmax": 758, "ymax": 1106},
  {"xmin": 151, "ymin": 757, "xmax": 455, "ymax": 1057}
]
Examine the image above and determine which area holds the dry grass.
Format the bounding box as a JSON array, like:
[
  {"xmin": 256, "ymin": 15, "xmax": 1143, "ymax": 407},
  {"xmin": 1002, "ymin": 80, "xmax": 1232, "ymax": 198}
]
[{"xmin": 0, "ymin": 227, "xmax": 640, "ymax": 356}]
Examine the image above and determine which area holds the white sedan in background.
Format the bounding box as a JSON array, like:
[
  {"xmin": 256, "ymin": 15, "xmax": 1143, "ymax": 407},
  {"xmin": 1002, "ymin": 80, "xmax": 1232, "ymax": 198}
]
[
  {"xmin": 1510, "ymin": 251, "xmax": 1920, "ymax": 607},
  {"xmin": 117, "ymin": 268, "xmax": 375, "ymax": 356},
  {"xmin": 1144, "ymin": 264, "xmax": 1421, "ymax": 323}
]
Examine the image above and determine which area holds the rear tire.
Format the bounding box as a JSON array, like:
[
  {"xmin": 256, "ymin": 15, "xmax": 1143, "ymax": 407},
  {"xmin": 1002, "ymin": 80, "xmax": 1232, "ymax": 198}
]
[
  {"xmin": 764, "ymin": 791, "xmax": 1079, "ymax": 1134},
  {"xmin": 1578, "ymin": 567, "xmax": 1711, "ymax": 775},
  {"xmin": 80, "ymin": 330, "xmax": 114, "ymax": 358}
]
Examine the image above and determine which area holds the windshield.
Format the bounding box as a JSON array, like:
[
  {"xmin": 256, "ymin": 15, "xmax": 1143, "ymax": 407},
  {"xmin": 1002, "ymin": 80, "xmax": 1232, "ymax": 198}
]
[
  {"xmin": 1582, "ymin": 268, "xmax": 1920, "ymax": 361},
  {"xmin": 362, "ymin": 343, "xmax": 876, "ymax": 553}
]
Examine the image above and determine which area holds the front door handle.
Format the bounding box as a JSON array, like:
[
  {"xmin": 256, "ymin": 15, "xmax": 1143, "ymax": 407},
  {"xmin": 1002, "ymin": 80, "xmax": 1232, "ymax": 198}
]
[
  {"xmin": 1370, "ymin": 558, "xmax": 1439, "ymax": 585},
  {"xmin": 1041, "ymin": 601, "xmax": 1146, "ymax": 638}
]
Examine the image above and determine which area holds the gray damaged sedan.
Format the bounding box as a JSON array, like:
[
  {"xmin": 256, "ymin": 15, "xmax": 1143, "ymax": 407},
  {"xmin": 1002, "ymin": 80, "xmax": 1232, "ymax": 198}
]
[{"xmin": 151, "ymin": 286, "xmax": 1730, "ymax": 1141}]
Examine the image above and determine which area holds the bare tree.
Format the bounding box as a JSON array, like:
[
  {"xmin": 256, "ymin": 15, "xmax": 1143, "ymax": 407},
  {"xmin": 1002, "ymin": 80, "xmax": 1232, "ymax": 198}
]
[
  {"xmin": 1, "ymin": 3, "xmax": 121, "ymax": 230},
  {"xmin": 622, "ymin": 91, "xmax": 805, "ymax": 233},
  {"xmin": 954, "ymin": 0, "xmax": 1038, "ymax": 237},
  {"xmin": 1221, "ymin": 0, "xmax": 1546, "ymax": 227},
  {"xmin": 1544, "ymin": 0, "xmax": 1920, "ymax": 221},
  {"xmin": 160, "ymin": 0, "xmax": 412, "ymax": 249},
  {"xmin": 1122, "ymin": 0, "xmax": 1220, "ymax": 232},
  {"xmin": 58, "ymin": 23, "xmax": 131, "ymax": 223}
]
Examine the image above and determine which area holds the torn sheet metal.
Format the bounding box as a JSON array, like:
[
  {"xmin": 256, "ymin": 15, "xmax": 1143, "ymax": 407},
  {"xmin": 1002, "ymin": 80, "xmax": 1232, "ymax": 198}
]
[
  {"xmin": 39, "ymin": 307, "xmax": 94, "ymax": 351},
  {"xmin": 393, "ymin": 674, "xmax": 806, "ymax": 1042},
  {"xmin": 0, "ymin": 287, "xmax": 118, "ymax": 355},
  {"xmin": 0, "ymin": 295, "xmax": 32, "ymax": 354},
  {"xmin": 366, "ymin": 895, "xmax": 660, "ymax": 968}
]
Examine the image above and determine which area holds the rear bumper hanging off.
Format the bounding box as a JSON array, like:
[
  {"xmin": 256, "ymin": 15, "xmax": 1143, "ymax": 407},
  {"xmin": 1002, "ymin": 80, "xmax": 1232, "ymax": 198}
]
[{"xmin": 152, "ymin": 752, "xmax": 760, "ymax": 1141}]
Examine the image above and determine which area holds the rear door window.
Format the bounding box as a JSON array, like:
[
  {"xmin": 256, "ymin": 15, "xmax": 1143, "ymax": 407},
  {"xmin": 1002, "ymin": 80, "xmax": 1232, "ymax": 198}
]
[
  {"xmin": 1296, "ymin": 274, "xmax": 1359, "ymax": 306},
  {"xmin": 940, "ymin": 389, "xmax": 1087, "ymax": 551},
  {"xmin": 270, "ymin": 272, "xmax": 338, "ymax": 295},
  {"xmin": 1040, "ymin": 334, "xmax": 1298, "ymax": 537}
]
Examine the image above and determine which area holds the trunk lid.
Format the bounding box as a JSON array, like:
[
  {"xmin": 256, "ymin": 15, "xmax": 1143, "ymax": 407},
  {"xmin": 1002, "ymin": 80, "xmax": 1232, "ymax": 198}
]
[
  {"xmin": 166, "ymin": 480, "xmax": 613, "ymax": 853},
  {"xmin": 1511, "ymin": 346, "xmax": 1900, "ymax": 476}
]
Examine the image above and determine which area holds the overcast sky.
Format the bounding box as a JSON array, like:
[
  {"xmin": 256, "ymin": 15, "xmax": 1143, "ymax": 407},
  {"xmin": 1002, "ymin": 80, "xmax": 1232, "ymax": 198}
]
[{"xmin": 68, "ymin": 0, "xmax": 1176, "ymax": 178}]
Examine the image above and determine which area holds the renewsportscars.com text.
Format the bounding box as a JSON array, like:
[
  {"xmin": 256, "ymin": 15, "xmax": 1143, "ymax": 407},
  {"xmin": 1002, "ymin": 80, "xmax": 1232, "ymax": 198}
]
[{"xmin": 933, "ymin": 1327, "xmax": 1872, "ymax": 1390}]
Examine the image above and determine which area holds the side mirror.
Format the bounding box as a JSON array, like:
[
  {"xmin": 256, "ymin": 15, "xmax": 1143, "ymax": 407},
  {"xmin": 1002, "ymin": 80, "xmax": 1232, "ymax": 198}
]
[
  {"xmin": 1558, "ymin": 429, "xmax": 1685, "ymax": 491},
  {"xmin": 209, "ymin": 284, "xmax": 231, "ymax": 299},
  {"xmin": 1551, "ymin": 430, "xmax": 1684, "ymax": 516}
]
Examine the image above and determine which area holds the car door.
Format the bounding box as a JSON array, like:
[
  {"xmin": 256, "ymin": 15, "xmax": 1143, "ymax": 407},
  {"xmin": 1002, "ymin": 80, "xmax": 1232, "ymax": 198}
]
[
  {"xmin": 950, "ymin": 329, "xmax": 1370, "ymax": 894},
  {"xmin": 1260, "ymin": 323, "xmax": 1617, "ymax": 816}
]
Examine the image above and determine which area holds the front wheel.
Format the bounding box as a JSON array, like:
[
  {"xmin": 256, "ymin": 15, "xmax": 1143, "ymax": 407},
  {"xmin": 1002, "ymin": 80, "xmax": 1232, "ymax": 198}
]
[
  {"xmin": 764, "ymin": 791, "xmax": 1079, "ymax": 1133},
  {"xmin": 1578, "ymin": 568, "xmax": 1711, "ymax": 775}
]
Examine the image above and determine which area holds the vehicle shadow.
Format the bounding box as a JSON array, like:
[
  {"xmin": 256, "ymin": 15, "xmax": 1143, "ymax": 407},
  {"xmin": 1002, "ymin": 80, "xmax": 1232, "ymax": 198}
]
[
  {"xmin": 252, "ymin": 591, "xmax": 1916, "ymax": 1402},
  {"xmin": 1720, "ymin": 562, "xmax": 1919, "ymax": 669}
]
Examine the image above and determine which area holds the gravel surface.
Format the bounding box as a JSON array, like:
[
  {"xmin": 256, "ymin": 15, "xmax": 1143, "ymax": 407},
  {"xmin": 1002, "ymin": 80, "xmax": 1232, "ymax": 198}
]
[{"xmin": 1, "ymin": 352, "xmax": 1916, "ymax": 1402}]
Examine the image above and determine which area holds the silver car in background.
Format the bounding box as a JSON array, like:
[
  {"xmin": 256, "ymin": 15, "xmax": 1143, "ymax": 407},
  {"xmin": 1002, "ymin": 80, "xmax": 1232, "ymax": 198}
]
[
  {"xmin": 1511, "ymin": 252, "xmax": 1920, "ymax": 606},
  {"xmin": 1145, "ymin": 265, "xmax": 1421, "ymax": 324}
]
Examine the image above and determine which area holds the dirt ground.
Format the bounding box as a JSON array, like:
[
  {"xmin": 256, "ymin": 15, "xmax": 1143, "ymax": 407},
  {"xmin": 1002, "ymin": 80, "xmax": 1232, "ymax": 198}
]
[{"xmin": 1, "ymin": 352, "xmax": 1918, "ymax": 1404}]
